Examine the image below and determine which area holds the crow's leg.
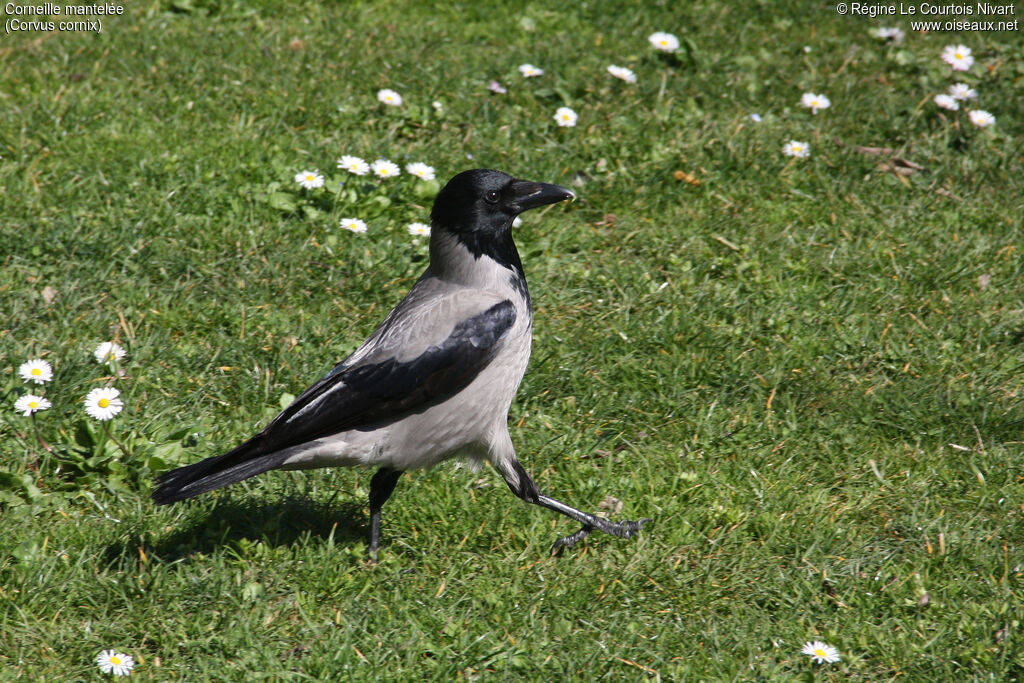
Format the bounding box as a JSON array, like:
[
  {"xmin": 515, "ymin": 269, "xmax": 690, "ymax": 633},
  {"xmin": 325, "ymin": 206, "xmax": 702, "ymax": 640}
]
[
  {"xmin": 501, "ymin": 460, "xmax": 649, "ymax": 553},
  {"xmin": 367, "ymin": 466, "xmax": 403, "ymax": 559}
]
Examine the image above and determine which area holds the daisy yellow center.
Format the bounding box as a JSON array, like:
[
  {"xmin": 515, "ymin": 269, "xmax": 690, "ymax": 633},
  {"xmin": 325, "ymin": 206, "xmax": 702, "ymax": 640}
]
[
  {"xmin": 109, "ymin": 655, "xmax": 122, "ymax": 665},
  {"xmin": 955, "ymin": 52, "xmax": 963, "ymax": 59},
  {"xmin": 98, "ymin": 398, "xmax": 110, "ymax": 408},
  {"xmin": 31, "ymin": 368, "xmax": 42, "ymax": 376},
  {"xmin": 306, "ymin": 175, "xmax": 315, "ymax": 182},
  {"xmin": 28, "ymin": 401, "xmax": 39, "ymax": 409},
  {"xmin": 814, "ymin": 648, "xmax": 826, "ymax": 658}
]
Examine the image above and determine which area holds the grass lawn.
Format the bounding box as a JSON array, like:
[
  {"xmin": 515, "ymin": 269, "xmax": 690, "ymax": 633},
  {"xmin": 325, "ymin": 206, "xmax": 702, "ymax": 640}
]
[{"xmin": 2, "ymin": 0, "xmax": 1023, "ymax": 679}]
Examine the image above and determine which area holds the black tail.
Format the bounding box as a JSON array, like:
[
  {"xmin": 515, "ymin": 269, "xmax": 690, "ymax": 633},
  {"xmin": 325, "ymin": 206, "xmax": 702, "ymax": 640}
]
[{"xmin": 151, "ymin": 434, "xmax": 290, "ymax": 505}]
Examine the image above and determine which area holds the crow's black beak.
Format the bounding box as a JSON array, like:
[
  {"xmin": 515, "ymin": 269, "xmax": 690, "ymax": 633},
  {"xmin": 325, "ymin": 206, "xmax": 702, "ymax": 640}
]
[{"xmin": 509, "ymin": 180, "xmax": 576, "ymax": 213}]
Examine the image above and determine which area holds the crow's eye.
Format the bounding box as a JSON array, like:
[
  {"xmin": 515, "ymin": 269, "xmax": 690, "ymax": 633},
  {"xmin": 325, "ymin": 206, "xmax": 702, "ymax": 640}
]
[{"xmin": 484, "ymin": 190, "xmax": 500, "ymax": 204}]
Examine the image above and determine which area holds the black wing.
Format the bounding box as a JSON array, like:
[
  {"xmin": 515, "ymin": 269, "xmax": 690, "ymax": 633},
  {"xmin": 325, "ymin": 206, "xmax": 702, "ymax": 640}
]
[{"xmin": 261, "ymin": 299, "xmax": 516, "ymax": 451}]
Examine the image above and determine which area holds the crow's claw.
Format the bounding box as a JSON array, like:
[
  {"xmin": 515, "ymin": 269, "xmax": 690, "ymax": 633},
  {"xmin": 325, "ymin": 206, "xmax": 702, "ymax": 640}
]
[{"xmin": 550, "ymin": 517, "xmax": 651, "ymax": 555}]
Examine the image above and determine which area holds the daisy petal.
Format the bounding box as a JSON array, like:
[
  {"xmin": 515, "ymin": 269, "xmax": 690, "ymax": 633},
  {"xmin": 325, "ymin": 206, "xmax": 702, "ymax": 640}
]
[
  {"xmin": 554, "ymin": 106, "xmax": 578, "ymax": 127},
  {"xmin": 94, "ymin": 342, "xmax": 126, "ymax": 365},
  {"xmin": 648, "ymin": 31, "xmax": 680, "ymax": 52},
  {"xmin": 377, "ymin": 88, "xmax": 403, "ymax": 106},
  {"xmin": 14, "ymin": 394, "xmax": 51, "ymax": 416},
  {"xmin": 84, "ymin": 387, "xmax": 124, "ymax": 421},
  {"xmin": 405, "ymin": 162, "xmax": 436, "ymax": 180},
  {"xmin": 294, "ymin": 170, "xmax": 324, "ymax": 189},
  {"xmin": 407, "ymin": 222, "xmax": 431, "ymax": 237},
  {"xmin": 941, "ymin": 44, "xmax": 974, "ymax": 71},
  {"xmin": 801, "ymin": 640, "xmax": 840, "ymax": 664},
  {"xmin": 96, "ymin": 649, "xmax": 135, "ymax": 676},
  {"xmin": 338, "ymin": 155, "xmax": 370, "ymax": 175},
  {"xmin": 340, "ymin": 217, "xmax": 368, "ymax": 233},
  {"xmin": 607, "ymin": 65, "xmax": 637, "ymax": 83},
  {"xmin": 371, "ymin": 159, "xmax": 401, "ymax": 179},
  {"xmin": 18, "ymin": 359, "xmax": 54, "ymax": 384},
  {"xmin": 968, "ymin": 109, "xmax": 995, "ymax": 127},
  {"xmin": 783, "ymin": 140, "xmax": 810, "ymax": 158}
]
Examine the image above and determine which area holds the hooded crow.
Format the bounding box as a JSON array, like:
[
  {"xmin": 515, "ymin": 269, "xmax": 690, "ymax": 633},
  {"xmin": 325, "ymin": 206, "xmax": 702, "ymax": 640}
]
[{"xmin": 153, "ymin": 169, "xmax": 648, "ymax": 555}]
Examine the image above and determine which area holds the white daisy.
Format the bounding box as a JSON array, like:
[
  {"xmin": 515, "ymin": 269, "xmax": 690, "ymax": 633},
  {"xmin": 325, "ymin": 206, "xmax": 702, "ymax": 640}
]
[
  {"xmin": 648, "ymin": 32, "xmax": 680, "ymax": 52},
  {"xmin": 782, "ymin": 140, "xmax": 810, "ymax": 158},
  {"xmin": 84, "ymin": 387, "xmax": 124, "ymax": 421},
  {"xmin": 968, "ymin": 109, "xmax": 996, "ymax": 128},
  {"xmin": 518, "ymin": 63, "xmax": 544, "ymax": 78},
  {"xmin": 94, "ymin": 342, "xmax": 126, "ymax": 365},
  {"xmin": 294, "ymin": 170, "xmax": 324, "ymax": 189},
  {"xmin": 377, "ymin": 88, "xmax": 403, "ymax": 106},
  {"xmin": 407, "ymin": 222, "xmax": 431, "ymax": 237},
  {"xmin": 934, "ymin": 94, "xmax": 959, "ymax": 111},
  {"xmin": 948, "ymin": 83, "xmax": 978, "ymax": 101},
  {"xmin": 800, "ymin": 92, "xmax": 831, "ymax": 114},
  {"xmin": 432, "ymin": 100, "xmax": 444, "ymax": 111},
  {"xmin": 96, "ymin": 650, "xmax": 135, "ymax": 676},
  {"xmin": 371, "ymin": 159, "xmax": 401, "ymax": 179},
  {"xmin": 607, "ymin": 65, "xmax": 637, "ymax": 83},
  {"xmin": 405, "ymin": 162, "xmax": 436, "ymax": 180},
  {"xmin": 337, "ymin": 155, "xmax": 370, "ymax": 175},
  {"xmin": 749, "ymin": 113, "xmax": 763, "ymax": 122},
  {"xmin": 554, "ymin": 106, "xmax": 578, "ymax": 127},
  {"xmin": 15, "ymin": 394, "xmax": 51, "ymax": 416},
  {"xmin": 801, "ymin": 641, "xmax": 840, "ymax": 664},
  {"xmin": 19, "ymin": 359, "xmax": 53, "ymax": 384},
  {"xmin": 941, "ymin": 44, "xmax": 974, "ymax": 71},
  {"xmin": 340, "ymin": 218, "xmax": 368, "ymax": 233},
  {"xmin": 488, "ymin": 80, "xmax": 508, "ymax": 94},
  {"xmin": 873, "ymin": 26, "xmax": 905, "ymax": 43}
]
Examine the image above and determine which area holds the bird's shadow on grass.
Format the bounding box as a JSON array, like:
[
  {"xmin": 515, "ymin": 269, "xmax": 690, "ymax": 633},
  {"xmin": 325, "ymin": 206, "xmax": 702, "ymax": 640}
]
[{"xmin": 105, "ymin": 494, "xmax": 368, "ymax": 566}]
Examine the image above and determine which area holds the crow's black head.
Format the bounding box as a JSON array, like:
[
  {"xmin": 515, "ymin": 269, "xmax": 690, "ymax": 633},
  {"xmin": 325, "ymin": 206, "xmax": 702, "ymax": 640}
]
[{"xmin": 430, "ymin": 169, "xmax": 574, "ymax": 264}]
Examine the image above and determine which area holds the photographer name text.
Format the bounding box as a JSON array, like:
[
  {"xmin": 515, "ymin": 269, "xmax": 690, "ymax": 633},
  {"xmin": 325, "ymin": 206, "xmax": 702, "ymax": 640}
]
[{"xmin": 843, "ymin": 2, "xmax": 1013, "ymax": 13}]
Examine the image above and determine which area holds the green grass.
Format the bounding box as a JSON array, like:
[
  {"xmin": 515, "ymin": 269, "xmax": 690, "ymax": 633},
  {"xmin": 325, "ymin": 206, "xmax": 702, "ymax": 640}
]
[{"xmin": 2, "ymin": 0, "xmax": 1023, "ymax": 679}]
